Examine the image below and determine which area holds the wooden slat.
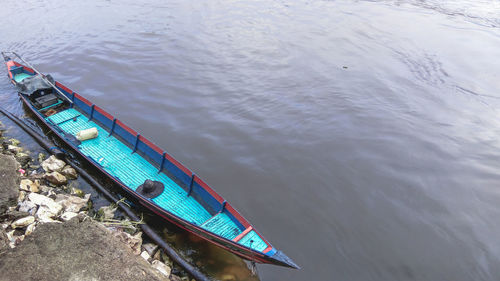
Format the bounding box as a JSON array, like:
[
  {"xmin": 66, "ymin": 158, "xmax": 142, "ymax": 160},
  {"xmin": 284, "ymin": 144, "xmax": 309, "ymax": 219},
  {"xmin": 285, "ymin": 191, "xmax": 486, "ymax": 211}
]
[{"xmin": 233, "ymin": 226, "xmax": 253, "ymax": 242}]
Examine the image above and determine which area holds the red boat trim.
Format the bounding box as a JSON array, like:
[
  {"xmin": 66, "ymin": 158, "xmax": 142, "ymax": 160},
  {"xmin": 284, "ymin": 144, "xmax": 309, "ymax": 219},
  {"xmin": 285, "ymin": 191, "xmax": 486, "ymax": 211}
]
[
  {"xmin": 194, "ymin": 177, "xmax": 224, "ymax": 203},
  {"xmin": 74, "ymin": 93, "xmax": 92, "ymax": 106},
  {"xmin": 94, "ymin": 105, "xmax": 114, "ymax": 120},
  {"xmin": 164, "ymin": 152, "xmax": 191, "ymax": 176},
  {"xmin": 6, "ymin": 62, "xmax": 284, "ymax": 265},
  {"xmin": 19, "ymin": 92, "xmax": 275, "ymax": 265},
  {"xmin": 263, "ymin": 245, "xmax": 273, "ymax": 253},
  {"xmin": 139, "ymin": 135, "xmax": 163, "ymax": 155},
  {"xmin": 233, "ymin": 226, "xmax": 253, "ymax": 242},
  {"xmin": 55, "ymin": 81, "xmax": 73, "ymax": 95},
  {"xmin": 6, "ymin": 61, "xmax": 15, "ymax": 79},
  {"xmin": 225, "ymin": 204, "xmax": 251, "ymax": 228},
  {"xmin": 116, "ymin": 119, "xmax": 138, "ymax": 136}
]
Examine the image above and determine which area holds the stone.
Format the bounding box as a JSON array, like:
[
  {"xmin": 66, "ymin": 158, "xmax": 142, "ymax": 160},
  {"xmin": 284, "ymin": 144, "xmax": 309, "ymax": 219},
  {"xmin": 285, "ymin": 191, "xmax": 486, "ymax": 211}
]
[
  {"xmin": 98, "ymin": 205, "xmax": 117, "ymax": 220},
  {"xmin": 11, "ymin": 216, "xmax": 35, "ymax": 228},
  {"xmin": 36, "ymin": 205, "xmax": 61, "ymax": 222},
  {"xmin": 0, "ymin": 220, "xmax": 168, "ymax": 280},
  {"xmin": 41, "ymin": 155, "xmax": 66, "ymax": 172},
  {"xmin": 37, "ymin": 152, "xmax": 46, "ymax": 163},
  {"xmin": 5, "ymin": 230, "xmax": 15, "ymax": 244},
  {"xmin": 0, "ymin": 210, "xmax": 30, "ymax": 221},
  {"xmin": 15, "ymin": 152, "xmax": 31, "ymax": 167},
  {"xmin": 39, "ymin": 185, "xmax": 53, "ymax": 193},
  {"xmin": 151, "ymin": 260, "xmax": 171, "ymax": 278},
  {"xmin": 8, "ymin": 138, "xmax": 20, "ymax": 146},
  {"xmin": 0, "ymin": 229, "xmax": 9, "ymax": 253},
  {"xmin": 45, "ymin": 171, "xmax": 67, "ymax": 185},
  {"xmin": 60, "ymin": 212, "xmax": 79, "ymax": 221},
  {"xmin": 25, "ymin": 223, "xmax": 36, "ymax": 235},
  {"xmin": 169, "ymin": 275, "xmax": 182, "ymax": 281},
  {"xmin": 0, "ymin": 154, "xmax": 19, "ymax": 215},
  {"xmin": 20, "ymin": 179, "xmax": 39, "ymax": 192},
  {"xmin": 71, "ymin": 187, "xmax": 85, "ymax": 198},
  {"xmin": 142, "ymin": 243, "xmax": 159, "ymax": 256},
  {"xmin": 140, "ymin": 250, "xmax": 151, "ymax": 261},
  {"xmin": 61, "ymin": 165, "xmax": 78, "ymax": 180},
  {"xmin": 18, "ymin": 191, "xmax": 26, "ymax": 202},
  {"xmin": 112, "ymin": 230, "xmax": 143, "ymax": 255},
  {"xmin": 152, "ymin": 249, "xmax": 162, "ymax": 261},
  {"xmin": 7, "ymin": 145, "xmax": 22, "ymax": 154},
  {"xmin": 28, "ymin": 193, "xmax": 63, "ymax": 219},
  {"xmin": 55, "ymin": 194, "xmax": 90, "ymax": 213},
  {"xmin": 18, "ymin": 200, "xmax": 37, "ymax": 214},
  {"xmin": 14, "ymin": 234, "xmax": 25, "ymax": 246}
]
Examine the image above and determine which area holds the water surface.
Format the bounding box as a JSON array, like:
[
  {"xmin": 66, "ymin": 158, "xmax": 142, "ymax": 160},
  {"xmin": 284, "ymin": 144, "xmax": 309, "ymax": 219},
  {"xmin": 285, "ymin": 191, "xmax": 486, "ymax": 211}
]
[{"xmin": 2, "ymin": 1, "xmax": 500, "ymax": 280}]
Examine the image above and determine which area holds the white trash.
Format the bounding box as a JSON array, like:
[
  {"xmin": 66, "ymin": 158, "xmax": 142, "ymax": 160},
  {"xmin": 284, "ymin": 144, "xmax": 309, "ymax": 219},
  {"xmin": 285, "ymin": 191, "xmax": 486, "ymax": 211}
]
[{"xmin": 76, "ymin": 127, "xmax": 98, "ymax": 141}]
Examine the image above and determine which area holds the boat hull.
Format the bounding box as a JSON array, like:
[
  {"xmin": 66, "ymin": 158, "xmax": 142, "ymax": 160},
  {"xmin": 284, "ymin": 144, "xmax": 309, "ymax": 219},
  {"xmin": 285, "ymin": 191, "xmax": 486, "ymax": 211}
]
[
  {"xmin": 2, "ymin": 52, "xmax": 297, "ymax": 269},
  {"xmin": 19, "ymin": 93, "xmax": 295, "ymax": 268}
]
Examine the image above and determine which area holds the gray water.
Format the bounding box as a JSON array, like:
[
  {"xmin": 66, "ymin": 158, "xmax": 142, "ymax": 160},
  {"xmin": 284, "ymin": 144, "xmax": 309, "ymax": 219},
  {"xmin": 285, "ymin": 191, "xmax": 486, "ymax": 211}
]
[{"xmin": 2, "ymin": 0, "xmax": 500, "ymax": 280}]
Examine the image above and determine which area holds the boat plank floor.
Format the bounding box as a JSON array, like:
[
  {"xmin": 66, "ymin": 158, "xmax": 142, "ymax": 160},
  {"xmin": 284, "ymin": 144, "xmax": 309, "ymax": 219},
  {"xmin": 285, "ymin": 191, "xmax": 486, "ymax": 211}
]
[{"xmin": 46, "ymin": 108, "xmax": 212, "ymax": 225}]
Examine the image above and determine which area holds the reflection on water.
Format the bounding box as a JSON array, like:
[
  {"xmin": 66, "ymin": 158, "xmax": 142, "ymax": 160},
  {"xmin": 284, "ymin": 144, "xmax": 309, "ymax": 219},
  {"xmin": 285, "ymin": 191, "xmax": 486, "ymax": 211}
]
[
  {"xmin": 2, "ymin": 0, "xmax": 500, "ymax": 280},
  {"xmin": 165, "ymin": 230, "xmax": 259, "ymax": 281}
]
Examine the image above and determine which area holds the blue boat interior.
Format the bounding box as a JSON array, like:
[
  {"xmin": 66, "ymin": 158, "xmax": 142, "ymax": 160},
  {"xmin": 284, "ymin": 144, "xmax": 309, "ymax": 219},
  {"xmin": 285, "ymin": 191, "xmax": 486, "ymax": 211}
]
[{"xmin": 11, "ymin": 66, "xmax": 270, "ymax": 254}]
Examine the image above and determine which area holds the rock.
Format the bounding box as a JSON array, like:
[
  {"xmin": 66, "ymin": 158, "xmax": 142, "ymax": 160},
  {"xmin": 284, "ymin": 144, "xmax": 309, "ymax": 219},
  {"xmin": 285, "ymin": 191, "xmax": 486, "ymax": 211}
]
[
  {"xmin": 11, "ymin": 216, "xmax": 35, "ymax": 228},
  {"xmin": 39, "ymin": 185, "xmax": 53, "ymax": 193},
  {"xmin": 0, "ymin": 229, "xmax": 9, "ymax": 254},
  {"xmin": 71, "ymin": 187, "xmax": 85, "ymax": 198},
  {"xmin": 152, "ymin": 260, "xmax": 171, "ymax": 278},
  {"xmin": 28, "ymin": 193, "xmax": 63, "ymax": 219},
  {"xmin": 0, "ymin": 210, "xmax": 30, "ymax": 221},
  {"xmin": 169, "ymin": 275, "xmax": 182, "ymax": 281},
  {"xmin": 9, "ymin": 138, "xmax": 20, "ymax": 146},
  {"xmin": 45, "ymin": 171, "xmax": 67, "ymax": 185},
  {"xmin": 28, "ymin": 193, "xmax": 59, "ymax": 208},
  {"xmin": 141, "ymin": 250, "xmax": 151, "ymax": 261},
  {"xmin": 0, "ymin": 220, "xmax": 167, "ymax": 281},
  {"xmin": 0, "ymin": 155, "xmax": 20, "ymax": 215},
  {"xmin": 98, "ymin": 205, "xmax": 117, "ymax": 220},
  {"xmin": 112, "ymin": 230, "xmax": 143, "ymax": 255},
  {"xmin": 35, "ymin": 206, "xmax": 59, "ymax": 222},
  {"xmin": 152, "ymin": 249, "xmax": 162, "ymax": 261},
  {"xmin": 55, "ymin": 194, "xmax": 90, "ymax": 213},
  {"xmin": 7, "ymin": 145, "xmax": 22, "ymax": 154},
  {"xmin": 15, "ymin": 152, "xmax": 31, "ymax": 167},
  {"xmin": 14, "ymin": 234, "xmax": 25, "ymax": 246},
  {"xmin": 28, "ymin": 169, "xmax": 44, "ymax": 179},
  {"xmin": 60, "ymin": 212, "xmax": 79, "ymax": 221},
  {"xmin": 61, "ymin": 165, "xmax": 78, "ymax": 180},
  {"xmin": 41, "ymin": 155, "xmax": 66, "ymax": 172},
  {"xmin": 18, "ymin": 191, "xmax": 26, "ymax": 202},
  {"xmin": 160, "ymin": 251, "xmax": 171, "ymax": 265},
  {"xmin": 143, "ymin": 243, "xmax": 159, "ymax": 256},
  {"xmin": 37, "ymin": 152, "xmax": 46, "ymax": 163},
  {"xmin": 20, "ymin": 179, "xmax": 40, "ymax": 193},
  {"xmin": 18, "ymin": 200, "xmax": 37, "ymax": 214},
  {"xmin": 25, "ymin": 223, "xmax": 36, "ymax": 235}
]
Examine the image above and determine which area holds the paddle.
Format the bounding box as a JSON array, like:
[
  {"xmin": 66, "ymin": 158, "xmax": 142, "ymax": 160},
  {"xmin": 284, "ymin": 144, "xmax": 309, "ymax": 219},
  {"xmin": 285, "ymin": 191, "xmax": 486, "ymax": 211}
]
[{"xmin": 1, "ymin": 51, "xmax": 74, "ymax": 104}]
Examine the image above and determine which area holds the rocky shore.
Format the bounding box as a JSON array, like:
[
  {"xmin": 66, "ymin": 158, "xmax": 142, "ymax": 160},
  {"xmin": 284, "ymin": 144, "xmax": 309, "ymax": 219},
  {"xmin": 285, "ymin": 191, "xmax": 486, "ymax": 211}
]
[{"xmin": 0, "ymin": 121, "xmax": 187, "ymax": 281}]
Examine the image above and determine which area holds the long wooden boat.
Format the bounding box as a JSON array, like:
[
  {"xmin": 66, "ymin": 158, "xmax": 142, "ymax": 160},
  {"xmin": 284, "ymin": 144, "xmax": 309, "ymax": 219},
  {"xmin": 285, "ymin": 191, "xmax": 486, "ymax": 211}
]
[{"xmin": 2, "ymin": 52, "xmax": 298, "ymax": 269}]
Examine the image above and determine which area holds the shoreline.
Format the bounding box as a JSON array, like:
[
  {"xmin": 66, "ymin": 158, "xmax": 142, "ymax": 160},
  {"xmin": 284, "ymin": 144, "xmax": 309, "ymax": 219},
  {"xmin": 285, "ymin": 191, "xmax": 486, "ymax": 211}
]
[{"xmin": 0, "ymin": 120, "xmax": 187, "ymax": 281}]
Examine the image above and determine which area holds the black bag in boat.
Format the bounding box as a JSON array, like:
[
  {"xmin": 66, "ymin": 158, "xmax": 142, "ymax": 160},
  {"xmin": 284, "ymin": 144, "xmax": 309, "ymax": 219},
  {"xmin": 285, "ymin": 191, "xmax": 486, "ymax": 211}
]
[{"xmin": 15, "ymin": 74, "xmax": 55, "ymax": 95}]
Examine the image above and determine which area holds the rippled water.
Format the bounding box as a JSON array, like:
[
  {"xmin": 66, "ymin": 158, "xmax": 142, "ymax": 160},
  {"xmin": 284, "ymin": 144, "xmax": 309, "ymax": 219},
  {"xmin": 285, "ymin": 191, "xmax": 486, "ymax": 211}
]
[{"xmin": 2, "ymin": 0, "xmax": 500, "ymax": 280}]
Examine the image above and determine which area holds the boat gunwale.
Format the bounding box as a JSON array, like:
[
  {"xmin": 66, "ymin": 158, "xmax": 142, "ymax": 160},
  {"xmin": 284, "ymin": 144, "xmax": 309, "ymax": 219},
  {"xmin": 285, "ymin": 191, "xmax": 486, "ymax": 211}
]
[{"xmin": 4, "ymin": 60, "xmax": 287, "ymax": 265}]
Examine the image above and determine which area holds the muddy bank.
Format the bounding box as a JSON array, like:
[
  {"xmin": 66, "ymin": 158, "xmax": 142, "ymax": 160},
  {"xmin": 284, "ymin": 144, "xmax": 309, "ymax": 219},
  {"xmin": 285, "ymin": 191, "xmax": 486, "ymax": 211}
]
[
  {"xmin": 0, "ymin": 121, "xmax": 184, "ymax": 281},
  {"xmin": 0, "ymin": 154, "xmax": 18, "ymax": 216},
  {"xmin": 0, "ymin": 218, "xmax": 167, "ymax": 281}
]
